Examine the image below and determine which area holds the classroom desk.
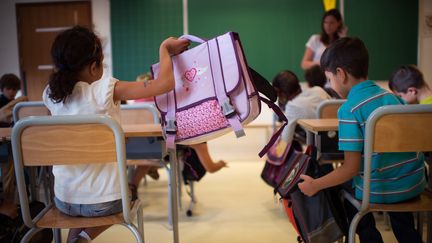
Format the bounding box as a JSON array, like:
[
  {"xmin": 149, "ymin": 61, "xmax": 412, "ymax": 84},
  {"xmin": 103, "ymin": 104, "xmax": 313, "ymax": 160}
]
[
  {"xmin": 298, "ymin": 118, "xmax": 432, "ymax": 241},
  {"xmin": 297, "ymin": 118, "xmax": 341, "ymax": 164},
  {"xmin": 0, "ymin": 124, "xmax": 182, "ymax": 243},
  {"xmin": 297, "ymin": 118, "xmax": 338, "ymax": 135}
]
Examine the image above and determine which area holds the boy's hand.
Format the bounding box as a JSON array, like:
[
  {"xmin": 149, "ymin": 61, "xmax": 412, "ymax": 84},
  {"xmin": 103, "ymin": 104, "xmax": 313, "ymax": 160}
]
[
  {"xmin": 161, "ymin": 37, "xmax": 190, "ymax": 56},
  {"xmin": 298, "ymin": 174, "xmax": 319, "ymax": 197}
]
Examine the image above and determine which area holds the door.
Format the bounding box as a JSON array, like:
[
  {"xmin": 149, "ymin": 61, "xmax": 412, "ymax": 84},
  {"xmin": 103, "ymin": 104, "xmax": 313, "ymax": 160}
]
[{"xmin": 16, "ymin": 1, "xmax": 91, "ymax": 101}]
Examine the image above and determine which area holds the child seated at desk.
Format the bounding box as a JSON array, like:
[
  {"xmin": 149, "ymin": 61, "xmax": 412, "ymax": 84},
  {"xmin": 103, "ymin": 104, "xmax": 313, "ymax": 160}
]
[
  {"xmin": 388, "ymin": 64, "xmax": 432, "ymax": 105},
  {"xmin": 272, "ymin": 70, "xmax": 331, "ymax": 151},
  {"xmin": 43, "ymin": 26, "xmax": 189, "ymax": 243},
  {"xmin": 298, "ymin": 37, "xmax": 425, "ymax": 243},
  {"xmin": 389, "ymin": 64, "xmax": 432, "ymax": 190}
]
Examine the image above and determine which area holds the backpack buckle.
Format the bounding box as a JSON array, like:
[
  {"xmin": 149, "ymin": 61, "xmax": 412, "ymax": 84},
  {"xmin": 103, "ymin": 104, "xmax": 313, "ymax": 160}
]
[
  {"xmin": 165, "ymin": 119, "xmax": 177, "ymax": 134},
  {"xmin": 221, "ymin": 100, "xmax": 236, "ymax": 118}
]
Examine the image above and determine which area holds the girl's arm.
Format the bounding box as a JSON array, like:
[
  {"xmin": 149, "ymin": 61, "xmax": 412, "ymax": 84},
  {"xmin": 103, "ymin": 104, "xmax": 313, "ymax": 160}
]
[
  {"xmin": 298, "ymin": 151, "xmax": 361, "ymax": 196},
  {"xmin": 113, "ymin": 37, "xmax": 189, "ymax": 101},
  {"xmin": 301, "ymin": 48, "xmax": 320, "ymax": 70}
]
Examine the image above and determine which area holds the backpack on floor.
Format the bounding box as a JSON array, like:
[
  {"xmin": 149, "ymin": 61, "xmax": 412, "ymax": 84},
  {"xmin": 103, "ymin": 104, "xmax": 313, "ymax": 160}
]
[
  {"xmin": 277, "ymin": 146, "xmax": 348, "ymax": 243},
  {"xmin": 152, "ymin": 32, "xmax": 286, "ymax": 157},
  {"xmin": 180, "ymin": 146, "xmax": 206, "ymax": 183},
  {"xmin": 0, "ymin": 201, "xmax": 53, "ymax": 243}
]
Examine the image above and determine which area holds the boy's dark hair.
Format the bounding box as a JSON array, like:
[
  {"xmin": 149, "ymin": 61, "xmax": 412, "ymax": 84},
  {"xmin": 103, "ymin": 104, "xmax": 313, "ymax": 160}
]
[
  {"xmin": 320, "ymin": 9, "xmax": 343, "ymax": 46},
  {"xmin": 0, "ymin": 73, "xmax": 21, "ymax": 91},
  {"xmin": 48, "ymin": 25, "xmax": 103, "ymax": 103},
  {"xmin": 320, "ymin": 37, "xmax": 369, "ymax": 79},
  {"xmin": 304, "ymin": 65, "xmax": 326, "ymax": 88},
  {"xmin": 388, "ymin": 65, "xmax": 426, "ymax": 93},
  {"xmin": 271, "ymin": 70, "xmax": 301, "ymax": 99}
]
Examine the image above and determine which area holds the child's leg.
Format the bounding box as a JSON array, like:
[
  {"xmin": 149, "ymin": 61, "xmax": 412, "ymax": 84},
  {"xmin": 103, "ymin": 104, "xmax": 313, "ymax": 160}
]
[
  {"xmin": 189, "ymin": 143, "xmax": 227, "ymax": 173},
  {"xmin": 67, "ymin": 228, "xmax": 83, "ymax": 242},
  {"xmin": 67, "ymin": 226, "xmax": 111, "ymax": 243},
  {"xmin": 387, "ymin": 212, "xmax": 422, "ymax": 243},
  {"xmin": 341, "ymin": 182, "xmax": 383, "ymax": 243},
  {"xmin": 343, "ymin": 200, "xmax": 383, "ymax": 243},
  {"xmin": 130, "ymin": 166, "xmax": 151, "ymax": 187}
]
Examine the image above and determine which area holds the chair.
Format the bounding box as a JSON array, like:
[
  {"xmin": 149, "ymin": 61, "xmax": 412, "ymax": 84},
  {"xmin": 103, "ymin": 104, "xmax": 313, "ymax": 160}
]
[
  {"xmin": 12, "ymin": 101, "xmax": 50, "ymax": 123},
  {"xmin": 11, "ymin": 115, "xmax": 144, "ymax": 243},
  {"xmin": 120, "ymin": 103, "xmax": 164, "ymax": 180},
  {"xmin": 315, "ymin": 99, "xmax": 346, "ymax": 164},
  {"xmin": 344, "ymin": 104, "xmax": 432, "ymax": 243},
  {"xmin": 316, "ymin": 99, "xmax": 346, "ymax": 119},
  {"xmin": 12, "ymin": 101, "xmax": 52, "ymax": 203}
]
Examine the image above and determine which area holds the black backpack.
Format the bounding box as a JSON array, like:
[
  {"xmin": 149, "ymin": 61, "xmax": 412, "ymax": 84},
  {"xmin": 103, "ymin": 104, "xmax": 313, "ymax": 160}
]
[
  {"xmin": 181, "ymin": 147, "xmax": 206, "ymax": 184},
  {"xmin": 0, "ymin": 201, "xmax": 53, "ymax": 243}
]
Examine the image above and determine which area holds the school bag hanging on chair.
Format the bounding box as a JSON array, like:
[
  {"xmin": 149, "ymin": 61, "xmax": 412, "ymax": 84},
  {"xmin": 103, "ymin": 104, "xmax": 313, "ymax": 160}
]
[{"xmin": 152, "ymin": 32, "xmax": 286, "ymax": 156}]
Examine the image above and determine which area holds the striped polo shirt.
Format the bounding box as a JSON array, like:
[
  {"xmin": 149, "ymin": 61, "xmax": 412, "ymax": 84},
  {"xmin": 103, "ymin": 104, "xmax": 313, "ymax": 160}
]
[{"xmin": 338, "ymin": 80, "xmax": 426, "ymax": 203}]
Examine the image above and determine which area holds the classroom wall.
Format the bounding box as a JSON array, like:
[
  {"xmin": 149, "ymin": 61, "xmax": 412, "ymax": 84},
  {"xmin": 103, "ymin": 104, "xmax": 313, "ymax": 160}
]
[
  {"xmin": 0, "ymin": 0, "xmax": 113, "ymax": 80},
  {"xmin": 419, "ymin": 0, "xmax": 432, "ymax": 86},
  {"xmin": 1, "ymin": 1, "xmax": 431, "ymax": 88},
  {"xmin": 111, "ymin": 0, "xmax": 419, "ymax": 82}
]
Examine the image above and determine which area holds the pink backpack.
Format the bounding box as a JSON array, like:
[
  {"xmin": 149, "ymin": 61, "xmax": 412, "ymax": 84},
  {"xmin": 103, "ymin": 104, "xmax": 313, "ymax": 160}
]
[{"xmin": 152, "ymin": 32, "xmax": 286, "ymax": 157}]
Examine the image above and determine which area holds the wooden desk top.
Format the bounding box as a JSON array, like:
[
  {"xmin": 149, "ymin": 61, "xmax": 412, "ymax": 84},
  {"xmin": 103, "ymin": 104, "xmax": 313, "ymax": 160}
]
[
  {"xmin": 0, "ymin": 124, "xmax": 162, "ymax": 141},
  {"xmin": 297, "ymin": 118, "xmax": 338, "ymax": 133},
  {"xmin": 122, "ymin": 124, "xmax": 162, "ymax": 137}
]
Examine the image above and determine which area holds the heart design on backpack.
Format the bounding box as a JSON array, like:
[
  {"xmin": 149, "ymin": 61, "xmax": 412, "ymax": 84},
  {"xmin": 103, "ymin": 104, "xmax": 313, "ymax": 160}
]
[{"xmin": 184, "ymin": 68, "xmax": 197, "ymax": 82}]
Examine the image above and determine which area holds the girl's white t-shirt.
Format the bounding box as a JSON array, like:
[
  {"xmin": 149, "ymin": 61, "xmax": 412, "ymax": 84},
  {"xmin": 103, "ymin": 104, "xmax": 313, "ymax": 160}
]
[
  {"xmin": 281, "ymin": 86, "xmax": 331, "ymax": 144},
  {"xmin": 43, "ymin": 77, "xmax": 121, "ymax": 204},
  {"xmin": 306, "ymin": 34, "xmax": 327, "ymax": 63}
]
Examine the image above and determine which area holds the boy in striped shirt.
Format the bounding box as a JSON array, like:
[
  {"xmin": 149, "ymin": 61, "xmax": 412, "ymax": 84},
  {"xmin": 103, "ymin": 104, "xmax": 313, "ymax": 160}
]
[{"xmin": 298, "ymin": 37, "xmax": 425, "ymax": 243}]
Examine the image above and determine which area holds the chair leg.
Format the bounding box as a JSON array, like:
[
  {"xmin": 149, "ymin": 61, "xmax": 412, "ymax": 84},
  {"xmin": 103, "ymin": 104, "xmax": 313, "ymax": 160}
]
[
  {"xmin": 53, "ymin": 228, "xmax": 62, "ymax": 243},
  {"xmin": 21, "ymin": 227, "xmax": 44, "ymax": 243},
  {"xmin": 123, "ymin": 223, "xmax": 144, "ymax": 243},
  {"xmin": 349, "ymin": 212, "xmax": 367, "ymax": 243},
  {"xmin": 383, "ymin": 212, "xmax": 391, "ymax": 231},
  {"xmin": 137, "ymin": 204, "xmax": 145, "ymax": 241},
  {"xmin": 186, "ymin": 181, "xmax": 196, "ymax": 217},
  {"xmin": 417, "ymin": 212, "xmax": 423, "ymax": 240}
]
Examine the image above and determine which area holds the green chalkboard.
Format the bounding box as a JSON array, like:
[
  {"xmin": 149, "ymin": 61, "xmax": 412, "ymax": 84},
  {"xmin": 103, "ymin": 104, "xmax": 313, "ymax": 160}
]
[
  {"xmin": 111, "ymin": 0, "xmax": 182, "ymax": 81},
  {"xmin": 111, "ymin": 0, "xmax": 418, "ymax": 82}
]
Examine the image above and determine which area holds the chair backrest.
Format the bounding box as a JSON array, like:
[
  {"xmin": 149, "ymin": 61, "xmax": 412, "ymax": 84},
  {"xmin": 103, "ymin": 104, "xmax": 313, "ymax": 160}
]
[
  {"xmin": 316, "ymin": 99, "xmax": 346, "ymax": 118},
  {"xmin": 120, "ymin": 103, "xmax": 160, "ymax": 125},
  {"xmin": 13, "ymin": 101, "xmax": 50, "ymax": 123},
  {"xmin": 12, "ymin": 115, "xmax": 131, "ymax": 226},
  {"xmin": 361, "ymin": 104, "xmax": 432, "ymax": 208},
  {"xmin": 367, "ymin": 105, "xmax": 432, "ymax": 153},
  {"xmin": 120, "ymin": 103, "xmax": 163, "ymax": 160}
]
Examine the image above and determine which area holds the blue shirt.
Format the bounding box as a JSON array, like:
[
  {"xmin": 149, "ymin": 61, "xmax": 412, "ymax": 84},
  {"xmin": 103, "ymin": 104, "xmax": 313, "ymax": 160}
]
[{"xmin": 338, "ymin": 80, "xmax": 426, "ymax": 203}]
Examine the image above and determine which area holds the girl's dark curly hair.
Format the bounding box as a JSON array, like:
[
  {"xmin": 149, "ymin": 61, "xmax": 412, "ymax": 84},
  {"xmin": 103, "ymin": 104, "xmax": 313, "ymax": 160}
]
[{"xmin": 48, "ymin": 26, "xmax": 103, "ymax": 103}]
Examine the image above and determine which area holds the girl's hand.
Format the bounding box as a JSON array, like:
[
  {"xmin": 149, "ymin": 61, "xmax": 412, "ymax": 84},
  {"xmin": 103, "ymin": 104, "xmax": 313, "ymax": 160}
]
[
  {"xmin": 161, "ymin": 37, "xmax": 190, "ymax": 56},
  {"xmin": 298, "ymin": 174, "xmax": 319, "ymax": 197}
]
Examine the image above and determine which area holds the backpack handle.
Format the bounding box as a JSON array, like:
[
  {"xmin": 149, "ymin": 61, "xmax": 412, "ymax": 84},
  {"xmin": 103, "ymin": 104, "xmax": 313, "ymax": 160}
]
[{"xmin": 179, "ymin": 34, "xmax": 207, "ymax": 43}]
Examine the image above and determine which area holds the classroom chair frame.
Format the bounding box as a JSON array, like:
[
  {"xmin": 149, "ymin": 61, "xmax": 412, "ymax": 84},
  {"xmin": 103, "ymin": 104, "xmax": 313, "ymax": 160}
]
[
  {"xmin": 11, "ymin": 115, "xmax": 145, "ymax": 243},
  {"xmin": 343, "ymin": 104, "xmax": 432, "ymax": 243}
]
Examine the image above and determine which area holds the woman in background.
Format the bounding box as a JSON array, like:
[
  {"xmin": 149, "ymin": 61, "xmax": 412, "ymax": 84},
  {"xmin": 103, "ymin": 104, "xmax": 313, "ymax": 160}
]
[{"xmin": 301, "ymin": 8, "xmax": 347, "ymax": 70}]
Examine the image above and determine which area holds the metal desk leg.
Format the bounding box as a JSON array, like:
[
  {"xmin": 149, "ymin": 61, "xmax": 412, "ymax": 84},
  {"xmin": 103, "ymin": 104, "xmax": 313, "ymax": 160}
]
[
  {"xmin": 168, "ymin": 148, "xmax": 179, "ymax": 243},
  {"xmin": 306, "ymin": 131, "xmax": 314, "ymax": 146}
]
